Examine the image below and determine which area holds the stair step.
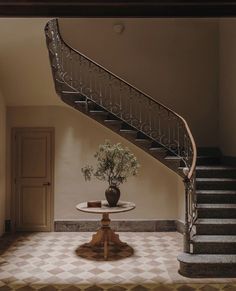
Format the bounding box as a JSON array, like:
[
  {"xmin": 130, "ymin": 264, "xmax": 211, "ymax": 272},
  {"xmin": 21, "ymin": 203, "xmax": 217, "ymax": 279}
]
[
  {"xmin": 104, "ymin": 119, "xmax": 122, "ymax": 124},
  {"xmin": 196, "ymin": 156, "xmax": 221, "ymax": 166},
  {"xmin": 197, "ymin": 166, "xmax": 236, "ymax": 170},
  {"xmin": 62, "ymin": 90, "xmax": 80, "ymax": 95},
  {"xmin": 135, "ymin": 138, "xmax": 151, "ymax": 143},
  {"xmin": 89, "ymin": 110, "xmax": 108, "ymax": 115},
  {"xmin": 164, "ymin": 156, "xmax": 181, "ymax": 161},
  {"xmin": 149, "ymin": 147, "xmax": 167, "ymax": 156},
  {"xmin": 119, "ymin": 129, "xmax": 137, "ymax": 134},
  {"xmin": 198, "ymin": 203, "xmax": 236, "ymax": 209},
  {"xmin": 178, "ymin": 253, "xmax": 236, "ymax": 277},
  {"xmin": 196, "ymin": 178, "xmax": 236, "ymax": 190},
  {"xmin": 195, "ymin": 218, "xmax": 236, "ymax": 235},
  {"xmin": 61, "ymin": 91, "xmax": 87, "ymax": 102},
  {"xmin": 196, "ymin": 190, "xmax": 236, "ymax": 204},
  {"xmin": 196, "ymin": 166, "xmax": 236, "ymax": 178},
  {"xmin": 192, "ymin": 235, "xmax": 236, "ymax": 254},
  {"xmin": 197, "ymin": 147, "xmax": 221, "ymax": 157},
  {"xmin": 197, "ymin": 204, "xmax": 236, "ymax": 218}
]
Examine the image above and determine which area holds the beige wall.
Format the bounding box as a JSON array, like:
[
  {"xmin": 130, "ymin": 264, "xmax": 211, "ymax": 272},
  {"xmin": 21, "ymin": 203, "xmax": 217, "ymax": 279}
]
[
  {"xmin": 59, "ymin": 18, "xmax": 219, "ymax": 147},
  {"xmin": 0, "ymin": 92, "xmax": 6, "ymax": 236},
  {"xmin": 7, "ymin": 105, "xmax": 182, "ymax": 221},
  {"xmin": 219, "ymin": 19, "xmax": 236, "ymax": 156},
  {"xmin": 0, "ymin": 18, "xmax": 60, "ymax": 106},
  {"xmin": 0, "ymin": 18, "xmax": 219, "ymax": 146}
]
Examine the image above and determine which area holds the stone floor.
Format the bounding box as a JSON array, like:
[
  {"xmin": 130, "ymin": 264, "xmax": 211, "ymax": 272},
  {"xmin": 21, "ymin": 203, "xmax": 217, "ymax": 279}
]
[{"xmin": 0, "ymin": 232, "xmax": 236, "ymax": 290}]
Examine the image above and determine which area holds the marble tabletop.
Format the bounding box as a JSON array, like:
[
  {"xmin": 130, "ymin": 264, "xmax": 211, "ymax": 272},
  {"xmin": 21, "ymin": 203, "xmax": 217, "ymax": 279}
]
[{"xmin": 76, "ymin": 200, "xmax": 135, "ymax": 214}]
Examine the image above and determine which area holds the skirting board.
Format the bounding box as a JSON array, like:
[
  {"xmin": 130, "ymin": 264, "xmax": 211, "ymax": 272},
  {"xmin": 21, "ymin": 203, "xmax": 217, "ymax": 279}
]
[{"xmin": 55, "ymin": 219, "xmax": 184, "ymax": 233}]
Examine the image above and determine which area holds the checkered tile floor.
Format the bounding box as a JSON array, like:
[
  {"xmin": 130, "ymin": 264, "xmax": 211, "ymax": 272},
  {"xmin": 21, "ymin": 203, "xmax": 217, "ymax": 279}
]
[{"xmin": 0, "ymin": 232, "xmax": 236, "ymax": 290}]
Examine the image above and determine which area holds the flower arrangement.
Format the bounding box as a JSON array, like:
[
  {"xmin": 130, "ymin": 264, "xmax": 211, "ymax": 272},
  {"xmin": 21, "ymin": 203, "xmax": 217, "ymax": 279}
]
[
  {"xmin": 82, "ymin": 140, "xmax": 140, "ymax": 186},
  {"xmin": 81, "ymin": 140, "xmax": 140, "ymax": 206}
]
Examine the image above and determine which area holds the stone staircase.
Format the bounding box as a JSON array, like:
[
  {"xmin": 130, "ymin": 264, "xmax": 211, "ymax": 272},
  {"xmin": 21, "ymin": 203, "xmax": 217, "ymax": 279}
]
[{"xmin": 178, "ymin": 148, "xmax": 236, "ymax": 277}]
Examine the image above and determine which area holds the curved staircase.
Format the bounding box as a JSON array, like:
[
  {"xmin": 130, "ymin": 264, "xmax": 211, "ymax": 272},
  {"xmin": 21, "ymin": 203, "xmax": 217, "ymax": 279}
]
[{"xmin": 45, "ymin": 19, "xmax": 236, "ymax": 278}]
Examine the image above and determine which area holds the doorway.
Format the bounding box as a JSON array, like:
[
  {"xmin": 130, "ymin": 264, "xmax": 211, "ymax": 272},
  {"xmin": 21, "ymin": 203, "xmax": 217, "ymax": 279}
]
[{"xmin": 11, "ymin": 127, "xmax": 54, "ymax": 231}]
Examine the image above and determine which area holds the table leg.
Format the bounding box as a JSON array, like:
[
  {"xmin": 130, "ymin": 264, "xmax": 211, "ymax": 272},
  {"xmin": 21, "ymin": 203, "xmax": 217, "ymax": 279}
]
[{"xmin": 87, "ymin": 213, "xmax": 127, "ymax": 260}]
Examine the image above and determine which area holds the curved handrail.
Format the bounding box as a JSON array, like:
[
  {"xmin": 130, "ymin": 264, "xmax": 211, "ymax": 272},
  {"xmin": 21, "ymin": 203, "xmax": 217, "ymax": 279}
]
[{"xmin": 45, "ymin": 18, "xmax": 196, "ymax": 180}]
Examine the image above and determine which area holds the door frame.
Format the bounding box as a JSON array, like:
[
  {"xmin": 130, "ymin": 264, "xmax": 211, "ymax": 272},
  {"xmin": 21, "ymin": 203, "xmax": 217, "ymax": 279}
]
[{"xmin": 11, "ymin": 127, "xmax": 55, "ymax": 232}]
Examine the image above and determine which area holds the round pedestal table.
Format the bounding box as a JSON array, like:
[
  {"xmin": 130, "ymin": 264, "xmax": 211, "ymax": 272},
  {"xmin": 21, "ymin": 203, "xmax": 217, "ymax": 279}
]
[{"xmin": 76, "ymin": 200, "xmax": 135, "ymax": 260}]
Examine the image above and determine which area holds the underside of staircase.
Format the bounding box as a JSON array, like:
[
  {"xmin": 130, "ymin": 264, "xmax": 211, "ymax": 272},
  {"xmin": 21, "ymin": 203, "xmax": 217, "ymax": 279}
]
[{"xmin": 45, "ymin": 19, "xmax": 236, "ymax": 278}]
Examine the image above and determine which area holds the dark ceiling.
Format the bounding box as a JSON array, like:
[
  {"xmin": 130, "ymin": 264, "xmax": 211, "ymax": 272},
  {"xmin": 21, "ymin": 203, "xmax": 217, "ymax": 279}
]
[{"xmin": 0, "ymin": 0, "xmax": 236, "ymax": 17}]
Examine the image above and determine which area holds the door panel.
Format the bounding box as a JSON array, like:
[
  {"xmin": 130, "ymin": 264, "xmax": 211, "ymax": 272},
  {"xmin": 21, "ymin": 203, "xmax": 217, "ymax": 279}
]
[
  {"xmin": 13, "ymin": 128, "xmax": 54, "ymax": 231},
  {"xmin": 18, "ymin": 185, "xmax": 47, "ymax": 227},
  {"xmin": 20, "ymin": 137, "xmax": 48, "ymax": 178}
]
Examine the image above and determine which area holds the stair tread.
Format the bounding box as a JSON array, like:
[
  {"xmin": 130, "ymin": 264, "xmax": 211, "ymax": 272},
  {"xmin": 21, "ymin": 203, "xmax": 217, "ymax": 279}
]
[
  {"xmin": 196, "ymin": 166, "xmax": 236, "ymax": 170},
  {"xmin": 165, "ymin": 156, "xmax": 181, "ymax": 160},
  {"xmin": 74, "ymin": 100, "xmax": 87, "ymax": 103},
  {"xmin": 89, "ymin": 110, "xmax": 107, "ymax": 114},
  {"xmin": 120, "ymin": 129, "xmax": 137, "ymax": 133},
  {"xmin": 135, "ymin": 138, "xmax": 151, "ymax": 142},
  {"xmin": 192, "ymin": 235, "xmax": 236, "ymax": 243},
  {"xmin": 149, "ymin": 147, "xmax": 165, "ymax": 151},
  {"xmin": 196, "ymin": 178, "xmax": 236, "ymax": 182},
  {"xmin": 104, "ymin": 119, "xmax": 122, "ymax": 123},
  {"xmin": 196, "ymin": 218, "xmax": 236, "ymax": 224},
  {"xmin": 61, "ymin": 90, "xmax": 78, "ymax": 94},
  {"xmin": 178, "ymin": 253, "xmax": 236, "ymax": 264},
  {"xmin": 196, "ymin": 190, "xmax": 236, "ymax": 194},
  {"xmin": 197, "ymin": 204, "xmax": 236, "ymax": 209}
]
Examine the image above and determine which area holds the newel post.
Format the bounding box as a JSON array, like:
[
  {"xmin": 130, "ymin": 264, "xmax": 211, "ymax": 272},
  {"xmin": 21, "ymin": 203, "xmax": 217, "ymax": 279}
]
[{"xmin": 183, "ymin": 167, "xmax": 191, "ymax": 253}]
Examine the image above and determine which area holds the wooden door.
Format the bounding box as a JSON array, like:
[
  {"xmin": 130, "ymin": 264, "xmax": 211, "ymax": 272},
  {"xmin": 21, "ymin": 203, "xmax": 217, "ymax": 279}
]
[{"xmin": 12, "ymin": 128, "xmax": 54, "ymax": 231}]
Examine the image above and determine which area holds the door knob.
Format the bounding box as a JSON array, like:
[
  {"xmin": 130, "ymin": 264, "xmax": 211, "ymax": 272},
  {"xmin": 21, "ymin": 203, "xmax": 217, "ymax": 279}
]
[{"xmin": 43, "ymin": 182, "xmax": 51, "ymax": 186}]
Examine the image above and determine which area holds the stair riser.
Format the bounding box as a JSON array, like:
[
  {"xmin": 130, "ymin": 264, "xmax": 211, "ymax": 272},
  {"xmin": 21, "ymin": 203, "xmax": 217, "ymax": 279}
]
[
  {"xmin": 196, "ymin": 182, "xmax": 236, "ymax": 190},
  {"xmin": 179, "ymin": 262, "xmax": 236, "ymax": 278},
  {"xmin": 196, "ymin": 225, "xmax": 236, "ymax": 235},
  {"xmin": 197, "ymin": 194, "xmax": 236, "ymax": 204},
  {"xmin": 193, "ymin": 243, "xmax": 236, "ymax": 254},
  {"xmin": 196, "ymin": 170, "xmax": 236, "ymax": 178},
  {"xmin": 196, "ymin": 158, "xmax": 221, "ymax": 166},
  {"xmin": 197, "ymin": 148, "xmax": 221, "ymax": 156},
  {"xmin": 198, "ymin": 209, "xmax": 236, "ymax": 219}
]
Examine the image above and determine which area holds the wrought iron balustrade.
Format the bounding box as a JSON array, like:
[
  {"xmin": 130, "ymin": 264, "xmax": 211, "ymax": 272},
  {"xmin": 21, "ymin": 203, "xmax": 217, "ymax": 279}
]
[{"xmin": 45, "ymin": 19, "xmax": 197, "ymax": 253}]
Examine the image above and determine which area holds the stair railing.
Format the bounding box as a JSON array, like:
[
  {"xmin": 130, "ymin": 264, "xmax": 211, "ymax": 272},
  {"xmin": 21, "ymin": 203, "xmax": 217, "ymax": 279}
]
[{"xmin": 45, "ymin": 19, "xmax": 197, "ymax": 253}]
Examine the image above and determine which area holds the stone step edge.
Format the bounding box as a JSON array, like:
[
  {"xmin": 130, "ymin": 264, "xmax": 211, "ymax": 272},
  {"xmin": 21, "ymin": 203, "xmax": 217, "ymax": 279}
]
[
  {"xmin": 197, "ymin": 204, "xmax": 236, "ymax": 209},
  {"xmin": 192, "ymin": 235, "xmax": 236, "ymax": 243},
  {"xmin": 178, "ymin": 253, "xmax": 236, "ymax": 264},
  {"xmin": 196, "ymin": 190, "xmax": 236, "ymax": 194},
  {"xmin": 196, "ymin": 178, "xmax": 236, "ymax": 182},
  {"xmin": 195, "ymin": 218, "xmax": 236, "ymax": 225},
  {"xmin": 196, "ymin": 166, "xmax": 236, "ymax": 170}
]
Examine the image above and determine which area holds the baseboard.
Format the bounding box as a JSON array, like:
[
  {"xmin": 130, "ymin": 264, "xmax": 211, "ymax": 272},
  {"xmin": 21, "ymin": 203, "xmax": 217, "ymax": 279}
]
[
  {"xmin": 54, "ymin": 219, "xmax": 178, "ymax": 232},
  {"xmin": 222, "ymin": 156, "xmax": 236, "ymax": 166},
  {"xmin": 175, "ymin": 219, "xmax": 184, "ymax": 234}
]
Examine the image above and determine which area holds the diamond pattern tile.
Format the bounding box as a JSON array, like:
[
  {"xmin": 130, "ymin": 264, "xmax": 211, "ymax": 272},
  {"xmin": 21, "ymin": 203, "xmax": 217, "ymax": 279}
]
[{"xmin": 0, "ymin": 232, "xmax": 236, "ymax": 290}]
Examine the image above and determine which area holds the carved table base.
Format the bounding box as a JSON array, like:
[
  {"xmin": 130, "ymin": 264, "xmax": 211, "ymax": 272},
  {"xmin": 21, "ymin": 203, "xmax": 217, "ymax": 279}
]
[{"xmin": 84, "ymin": 213, "xmax": 127, "ymax": 260}]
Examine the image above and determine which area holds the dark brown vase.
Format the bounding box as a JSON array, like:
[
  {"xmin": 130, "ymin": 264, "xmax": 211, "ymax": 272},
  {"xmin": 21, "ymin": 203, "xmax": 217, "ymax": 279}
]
[{"xmin": 105, "ymin": 185, "xmax": 120, "ymax": 207}]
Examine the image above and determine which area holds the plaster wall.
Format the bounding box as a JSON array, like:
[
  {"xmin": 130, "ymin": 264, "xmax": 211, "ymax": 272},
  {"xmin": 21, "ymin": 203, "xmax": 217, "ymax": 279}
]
[
  {"xmin": 7, "ymin": 106, "xmax": 182, "ymax": 221},
  {"xmin": 59, "ymin": 18, "xmax": 219, "ymax": 147},
  {"xmin": 219, "ymin": 19, "xmax": 236, "ymax": 156},
  {"xmin": 0, "ymin": 92, "xmax": 6, "ymax": 235},
  {"xmin": 0, "ymin": 18, "xmax": 219, "ymax": 147}
]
